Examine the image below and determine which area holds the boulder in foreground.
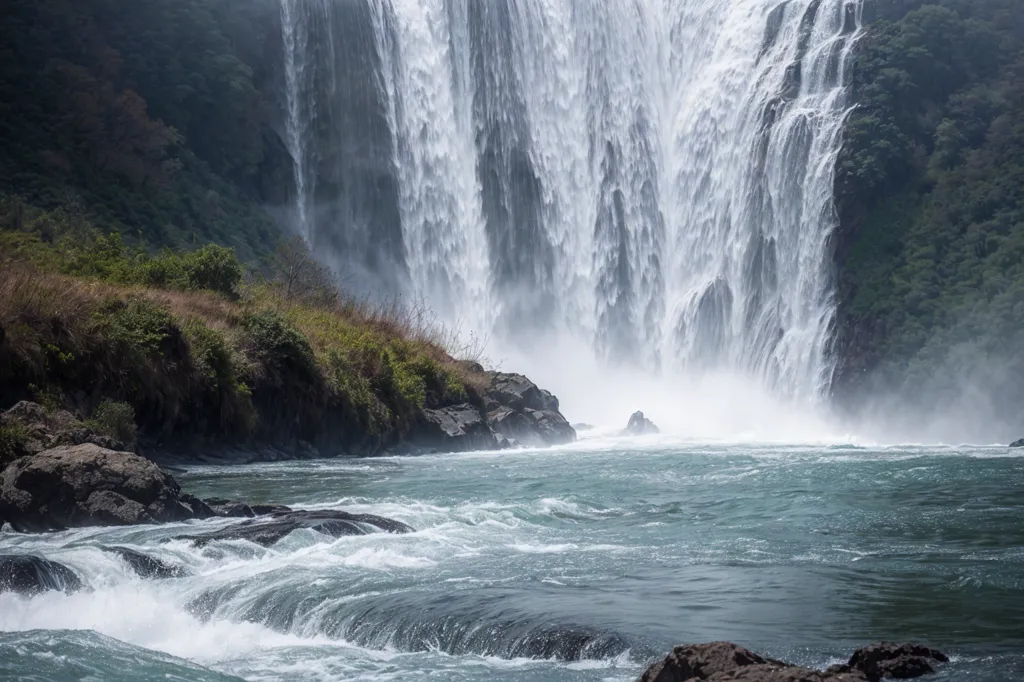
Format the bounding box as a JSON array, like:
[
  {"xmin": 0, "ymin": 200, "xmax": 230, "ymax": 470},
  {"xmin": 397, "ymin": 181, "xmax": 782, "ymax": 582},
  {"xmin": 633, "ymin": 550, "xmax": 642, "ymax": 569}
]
[
  {"xmin": 0, "ymin": 555, "xmax": 82, "ymax": 595},
  {"xmin": 0, "ymin": 443, "xmax": 200, "ymax": 532},
  {"xmin": 637, "ymin": 641, "xmax": 948, "ymax": 682}
]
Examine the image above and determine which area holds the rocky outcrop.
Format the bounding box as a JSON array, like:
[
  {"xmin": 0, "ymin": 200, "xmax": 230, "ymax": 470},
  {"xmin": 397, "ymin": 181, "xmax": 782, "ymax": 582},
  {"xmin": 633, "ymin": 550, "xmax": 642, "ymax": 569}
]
[
  {"xmin": 418, "ymin": 404, "xmax": 507, "ymax": 452},
  {"xmin": 0, "ymin": 443, "xmax": 203, "ymax": 532},
  {"xmin": 0, "ymin": 401, "xmax": 127, "ymax": 468},
  {"xmin": 176, "ymin": 509, "xmax": 415, "ymax": 547},
  {"xmin": 485, "ymin": 372, "xmax": 561, "ymax": 413},
  {"xmin": 1010, "ymin": 438, "xmax": 1024, "ymax": 448},
  {"xmin": 105, "ymin": 547, "xmax": 188, "ymax": 579},
  {"xmin": 637, "ymin": 641, "xmax": 948, "ymax": 682},
  {"xmin": 480, "ymin": 373, "xmax": 576, "ymax": 448},
  {"xmin": 624, "ymin": 411, "xmax": 659, "ymax": 436},
  {"xmin": 0, "ymin": 555, "xmax": 82, "ymax": 595}
]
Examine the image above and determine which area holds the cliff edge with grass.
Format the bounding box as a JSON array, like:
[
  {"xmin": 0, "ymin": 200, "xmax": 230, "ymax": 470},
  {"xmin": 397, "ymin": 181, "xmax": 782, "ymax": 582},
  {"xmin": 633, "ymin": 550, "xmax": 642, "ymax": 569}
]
[{"xmin": 0, "ymin": 199, "xmax": 575, "ymax": 462}]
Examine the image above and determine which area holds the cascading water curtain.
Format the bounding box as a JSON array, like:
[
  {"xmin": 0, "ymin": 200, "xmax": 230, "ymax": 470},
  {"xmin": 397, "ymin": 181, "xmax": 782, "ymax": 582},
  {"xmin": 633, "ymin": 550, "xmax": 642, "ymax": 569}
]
[{"xmin": 279, "ymin": 0, "xmax": 863, "ymax": 402}]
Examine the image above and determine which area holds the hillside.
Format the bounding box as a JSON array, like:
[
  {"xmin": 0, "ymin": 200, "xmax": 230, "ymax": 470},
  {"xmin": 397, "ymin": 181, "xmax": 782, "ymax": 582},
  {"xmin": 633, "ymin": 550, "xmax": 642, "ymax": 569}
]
[
  {"xmin": 833, "ymin": 0, "xmax": 1024, "ymax": 425},
  {"xmin": 0, "ymin": 0, "xmax": 287, "ymax": 263}
]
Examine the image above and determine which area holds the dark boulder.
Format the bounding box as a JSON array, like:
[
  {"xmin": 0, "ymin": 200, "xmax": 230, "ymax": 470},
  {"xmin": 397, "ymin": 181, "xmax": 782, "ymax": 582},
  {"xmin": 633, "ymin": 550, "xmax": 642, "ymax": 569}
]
[
  {"xmin": 204, "ymin": 497, "xmax": 256, "ymax": 518},
  {"xmin": 176, "ymin": 509, "xmax": 414, "ymax": 547},
  {"xmin": 417, "ymin": 404, "xmax": 503, "ymax": 452},
  {"xmin": 488, "ymin": 405, "xmax": 576, "ymax": 448},
  {"xmin": 1010, "ymin": 439, "xmax": 1024, "ymax": 448},
  {"xmin": 489, "ymin": 406, "xmax": 544, "ymax": 447},
  {"xmin": 637, "ymin": 642, "xmax": 947, "ymax": 682},
  {"xmin": 845, "ymin": 642, "xmax": 949, "ymax": 681},
  {"xmin": 202, "ymin": 497, "xmax": 293, "ymax": 518},
  {"xmin": 624, "ymin": 411, "xmax": 660, "ymax": 436},
  {"xmin": 485, "ymin": 372, "xmax": 560, "ymax": 413},
  {"xmin": 0, "ymin": 555, "xmax": 82, "ymax": 595},
  {"xmin": 105, "ymin": 547, "xmax": 187, "ymax": 579},
  {"xmin": 0, "ymin": 443, "xmax": 196, "ymax": 532},
  {"xmin": 524, "ymin": 408, "xmax": 576, "ymax": 446}
]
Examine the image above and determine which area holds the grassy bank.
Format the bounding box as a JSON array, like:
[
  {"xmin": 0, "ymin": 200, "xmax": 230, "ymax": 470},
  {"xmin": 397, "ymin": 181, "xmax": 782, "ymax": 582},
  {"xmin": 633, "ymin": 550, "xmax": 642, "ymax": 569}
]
[{"xmin": 0, "ymin": 202, "xmax": 486, "ymax": 455}]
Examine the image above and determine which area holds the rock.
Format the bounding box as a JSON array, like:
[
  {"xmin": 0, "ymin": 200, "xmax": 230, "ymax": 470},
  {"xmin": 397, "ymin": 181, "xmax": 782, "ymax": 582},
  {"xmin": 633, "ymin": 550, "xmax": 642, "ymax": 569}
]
[
  {"xmin": 417, "ymin": 404, "xmax": 503, "ymax": 452},
  {"xmin": 485, "ymin": 373, "xmax": 560, "ymax": 413},
  {"xmin": 624, "ymin": 411, "xmax": 659, "ymax": 436},
  {"xmin": 105, "ymin": 547, "xmax": 187, "ymax": 579},
  {"xmin": 1010, "ymin": 438, "xmax": 1024, "ymax": 448},
  {"xmin": 176, "ymin": 509, "xmax": 414, "ymax": 547},
  {"xmin": 0, "ymin": 555, "xmax": 82, "ymax": 595},
  {"xmin": 846, "ymin": 642, "xmax": 949, "ymax": 681},
  {"xmin": 524, "ymin": 408, "xmax": 577, "ymax": 446},
  {"xmin": 489, "ymin": 406, "xmax": 546, "ymax": 447},
  {"xmin": 637, "ymin": 642, "xmax": 947, "ymax": 682},
  {"xmin": 0, "ymin": 443, "xmax": 196, "ymax": 532},
  {"xmin": 488, "ymin": 405, "xmax": 576, "ymax": 448},
  {"xmin": 204, "ymin": 497, "xmax": 256, "ymax": 518},
  {"xmin": 1, "ymin": 401, "xmax": 127, "ymax": 457}
]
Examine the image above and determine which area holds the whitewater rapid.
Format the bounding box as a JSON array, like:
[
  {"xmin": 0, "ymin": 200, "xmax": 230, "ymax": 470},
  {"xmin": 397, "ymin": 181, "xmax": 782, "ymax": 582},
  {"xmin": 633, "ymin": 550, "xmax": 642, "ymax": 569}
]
[
  {"xmin": 278, "ymin": 0, "xmax": 864, "ymax": 401},
  {"xmin": 3, "ymin": 443, "xmax": 1024, "ymax": 681}
]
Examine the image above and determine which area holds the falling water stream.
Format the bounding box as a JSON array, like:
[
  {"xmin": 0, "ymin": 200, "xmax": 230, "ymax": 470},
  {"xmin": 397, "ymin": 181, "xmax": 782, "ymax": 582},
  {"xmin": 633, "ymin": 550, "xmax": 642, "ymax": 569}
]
[{"xmin": 279, "ymin": 0, "xmax": 862, "ymax": 401}]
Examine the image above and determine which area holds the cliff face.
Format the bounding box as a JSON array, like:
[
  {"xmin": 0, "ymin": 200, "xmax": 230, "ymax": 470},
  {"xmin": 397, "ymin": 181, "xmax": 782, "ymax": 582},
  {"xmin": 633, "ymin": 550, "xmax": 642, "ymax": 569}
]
[{"xmin": 830, "ymin": 0, "xmax": 1024, "ymax": 430}]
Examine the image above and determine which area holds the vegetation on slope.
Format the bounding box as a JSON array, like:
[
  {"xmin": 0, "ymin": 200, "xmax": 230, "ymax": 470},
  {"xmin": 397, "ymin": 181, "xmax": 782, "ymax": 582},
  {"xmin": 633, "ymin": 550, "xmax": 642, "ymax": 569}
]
[
  {"xmin": 0, "ymin": 0, "xmax": 288, "ymax": 262},
  {"xmin": 833, "ymin": 0, "xmax": 1024, "ymax": 417},
  {"xmin": 0, "ymin": 200, "xmax": 485, "ymax": 456}
]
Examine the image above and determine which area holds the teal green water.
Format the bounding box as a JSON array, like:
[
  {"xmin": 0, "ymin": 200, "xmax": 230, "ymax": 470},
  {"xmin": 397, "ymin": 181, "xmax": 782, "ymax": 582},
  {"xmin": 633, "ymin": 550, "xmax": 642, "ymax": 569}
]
[{"xmin": 1, "ymin": 440, "xmax": 1023, "ymax": 680}]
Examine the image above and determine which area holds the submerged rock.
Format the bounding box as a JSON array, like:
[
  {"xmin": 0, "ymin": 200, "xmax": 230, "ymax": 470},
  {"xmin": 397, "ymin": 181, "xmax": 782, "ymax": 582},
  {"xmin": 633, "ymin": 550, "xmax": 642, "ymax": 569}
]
[
  {"xmin": 176, "ymin": 509, "xmax": 414, "ymax": 547},
  {"xmin": 105, "ymin": 546, "xmax": 187, "ymax": 579},
  {"xmin": 624, "ymin": 411, "xmax": 659, "ymax": 436},
  {"xmin": 637, "ymin": 641, "xmax": 948, "ymax": 682},
  {"xmin": 0, "ymin": 443, "xmax": 196, "ymax": 532},
  {"xmin": 201, "ymin": 497, "xmax": 292, "ymax": 519},
  {"xmin": 0, "ymin": 555, "xmax": 82, "ymax": 595}
]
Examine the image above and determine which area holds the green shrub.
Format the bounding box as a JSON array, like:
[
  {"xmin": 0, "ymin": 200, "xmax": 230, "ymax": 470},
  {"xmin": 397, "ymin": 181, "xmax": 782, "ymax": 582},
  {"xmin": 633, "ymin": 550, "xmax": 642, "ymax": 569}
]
[
  {"xmin": 243, "ymin": 310, "xmax": 318, "ymax": 380},
  {"xmin": 181, "ymin": 244, "xmax": 242, "ymax": 296},
  {"xmin": 86, "ymin": 400, "xmax": 137, "ymax": 446},
  {"xmin": 0, "ymin": 423, "xmax": 29, "ymax": 467},
  {"xmin": 94, "ymin": 298, "xmax": 174, "ymax": 355}
]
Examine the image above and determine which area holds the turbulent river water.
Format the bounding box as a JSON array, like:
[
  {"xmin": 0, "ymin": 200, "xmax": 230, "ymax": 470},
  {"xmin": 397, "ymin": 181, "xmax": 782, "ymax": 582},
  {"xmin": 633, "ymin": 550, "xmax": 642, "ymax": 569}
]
[{"xmin": 2, "ymin": 436, "xmax": 1023, "ymax": 681}]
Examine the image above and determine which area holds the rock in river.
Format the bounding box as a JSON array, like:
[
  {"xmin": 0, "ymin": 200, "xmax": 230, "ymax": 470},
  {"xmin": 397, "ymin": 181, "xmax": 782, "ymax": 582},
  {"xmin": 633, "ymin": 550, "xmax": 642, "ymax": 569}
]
[
  {"xmin": 0, "ymin": 443, "xmax": 201, "ymax": 532},
  {"xmin": 624, "ymin": 411, "xmax": 660, "ymax": 436},
  {"xmin": 1010, "ymin": 438, "xmax": 1024, "ymax": 448},
  {"xmin": 0, "ymin": 555, "xmax": 82, "ymax": 595},
  {"xmin": 418, "ymin": 404, "xmax": 504, "ymax": 452},
  {"xmin": 637, "ymin": 641, "xmax": 948, "ymax": 682},
  {"xmin": 104, "ymin": 546, "xmax": 188, "ymax": 579},
  {"xmin": 176, "ymin": 509, "xmax": 415, "ymax": 547}
]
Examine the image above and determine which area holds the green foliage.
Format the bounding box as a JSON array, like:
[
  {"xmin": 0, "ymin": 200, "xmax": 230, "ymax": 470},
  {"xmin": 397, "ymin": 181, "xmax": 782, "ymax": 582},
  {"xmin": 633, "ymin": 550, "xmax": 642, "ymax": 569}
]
[
  {"xmin": 0, "ymin": 0, "xmax": 287, "ymax": 262},
  {"xmin": 835, "ymin": 0, "xmax": 1024, "ymax": 407},
  {"xmin": 94, "ymin": 297, "xmax": 173, "ymax": 355},
  {"xmin": 0, "ymin": 423, "xmax": 29, "ymax": 466},
  {"xmin": 242, "ymin": 311, "xmax": 318, "ymax": 381},
  {"xmin": 85, "ymin": 400, "xmax": 137, "ymax": 446}
]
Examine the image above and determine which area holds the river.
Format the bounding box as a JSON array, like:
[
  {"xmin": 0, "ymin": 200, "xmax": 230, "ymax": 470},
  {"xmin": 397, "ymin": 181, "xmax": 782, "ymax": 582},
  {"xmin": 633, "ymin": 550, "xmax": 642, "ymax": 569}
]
[{"xmin": 2, "ymin": 436, "xmax": 1023, "ymax": 681}]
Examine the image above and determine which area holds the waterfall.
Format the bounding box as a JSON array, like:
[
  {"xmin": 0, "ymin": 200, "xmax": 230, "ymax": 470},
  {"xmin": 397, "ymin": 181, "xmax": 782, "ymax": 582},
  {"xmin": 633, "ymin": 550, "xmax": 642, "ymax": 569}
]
[{"xmin": 278, "ymin": 0, "xmax": 863, "ymax": 401}]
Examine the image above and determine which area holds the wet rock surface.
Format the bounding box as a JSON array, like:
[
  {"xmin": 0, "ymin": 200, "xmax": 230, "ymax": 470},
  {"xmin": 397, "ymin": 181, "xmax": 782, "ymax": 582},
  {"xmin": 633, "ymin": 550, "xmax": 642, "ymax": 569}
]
[
  {"xmin": 0, "ymin": 443, "xmax": 200, "ymax": 532},
  {"xmin": 637, "ymin": 641, "xmax": 948, "ymax": 682},
  {"xmin": 176, "ymin": 509, "xmax": 415, "ymax": 547},
  {"xmin": 104, "ymin": 546, "xmax": 187, "ymax": 579},
  {"xmin": 418, "ymin": 404, "xmax": 505, "ymax": 452},
  {"xmin": 0, "ymin": 555, "xmax": 82, "ymax": 595}
]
